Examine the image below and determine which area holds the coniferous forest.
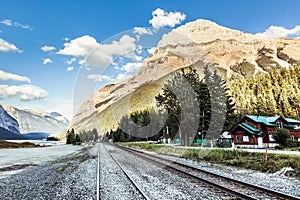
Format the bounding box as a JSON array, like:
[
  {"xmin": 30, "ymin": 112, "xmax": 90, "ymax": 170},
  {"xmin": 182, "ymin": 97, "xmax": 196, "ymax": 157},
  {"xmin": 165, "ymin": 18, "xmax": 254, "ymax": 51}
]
[
  {"xmin": 108, "ymin": 65, "xmax": 300, "ymax": 142},
  {"xmin": 228, "ymin": 66, "xmax": 300, "ymax": 119}
]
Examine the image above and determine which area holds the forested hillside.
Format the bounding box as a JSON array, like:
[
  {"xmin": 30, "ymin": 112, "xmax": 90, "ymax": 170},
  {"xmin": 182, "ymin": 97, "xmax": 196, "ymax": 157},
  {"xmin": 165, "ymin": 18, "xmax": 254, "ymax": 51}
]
[{"xmin": 228, "ymin": 66, "xmax": 300, "ymax": 119}]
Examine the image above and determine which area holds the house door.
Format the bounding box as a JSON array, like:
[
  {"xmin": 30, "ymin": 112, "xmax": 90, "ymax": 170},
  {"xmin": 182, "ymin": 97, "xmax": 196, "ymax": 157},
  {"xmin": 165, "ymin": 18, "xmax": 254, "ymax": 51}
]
[{"xmin": 258, "ymin": 137, "xmax": 263, "ymax": 148}]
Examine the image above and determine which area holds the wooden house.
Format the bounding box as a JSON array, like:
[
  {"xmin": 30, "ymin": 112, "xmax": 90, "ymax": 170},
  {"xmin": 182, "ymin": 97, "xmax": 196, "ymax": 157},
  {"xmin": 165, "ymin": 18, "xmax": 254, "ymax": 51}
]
[{"xmin": 229, "ymin": 115, "xmax": 300, "ymax": 148}]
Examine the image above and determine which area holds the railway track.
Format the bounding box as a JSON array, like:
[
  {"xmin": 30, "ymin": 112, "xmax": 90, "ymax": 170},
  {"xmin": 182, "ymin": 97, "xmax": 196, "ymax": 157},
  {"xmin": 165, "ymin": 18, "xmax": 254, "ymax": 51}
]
[
  {"xmin": 100, "ymin": 144, "xmax": 150, "ymax": 200},
  {"xmin": 116, "ymin": 144, "xmax": 300, "ymax": 200}
]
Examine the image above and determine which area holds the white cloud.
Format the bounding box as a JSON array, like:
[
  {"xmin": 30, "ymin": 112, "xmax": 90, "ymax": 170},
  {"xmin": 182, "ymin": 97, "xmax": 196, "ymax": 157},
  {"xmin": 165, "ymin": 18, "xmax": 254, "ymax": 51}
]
[
  {"xmin": 0, "ymin": 70, "xmax": 31, "ymax": 83},
  {"xmin": 87, "ymin": 74, "xmax": 113, "ymax": 82},
  {"xmin": 43, "ymin": 58, "xmax": 53, "ymax": 64},
  {"xmin": 147, "ymin": 47, "xmax": 156, "ymax": 55},
  {"xmin": 256, "ymin": 25, "xmax": 300, "ymax": 38},
  {"xmin": 0, "ymin": 19, "xmax": 32, "ymax": 30},
  {"xmin": 114, "ymin": 62, "xmax": 142, "ymax": 83},
  {"xmin": 67, "ymin": 66, "xmax": 74, "ymax": 71},
  {"xmin": 0, "ymin": 84, "xmax": 48, "ymax": 101},
  {"xmin": 133, "ymin": 27, "xmax": 153, "ymax": 40},
  {"xmin": 116, "ymin": 73, "xmax": 133, "ymax": 82},
  {"xmin": 0, "ymin": 38, "xmax": 22, "ymax": 53},
  {"xmin": 120, "ymin": 62, "xmax": 142, "ymax": 73},
  {"xmin": 0, "ymin": 19, "xmax": 13, "ymax": 26},
  {"xmin": 149, "ymin": 8, "xmax": 186, "ymax": 29},
  {"xmin": 58, "ymin": 35, "xmax": 137, "ymax": 68},
  {"xmin": 41, "ymin": 45, "xmax": 56, "ymax": 52},
  {"xmin": 65, "ymin": 57, "xmax": 76, "ymax": 65},
  {"xmin": 57, "ymin": 35, "xmax": 99, "ymax": 57}
]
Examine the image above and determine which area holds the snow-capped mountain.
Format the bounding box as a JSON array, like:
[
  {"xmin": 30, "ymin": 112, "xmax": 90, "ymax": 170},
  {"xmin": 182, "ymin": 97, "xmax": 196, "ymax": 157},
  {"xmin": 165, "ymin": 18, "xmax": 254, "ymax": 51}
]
[
  {"xmin": 1, "ymin": 104, "xmax": 69, "ymax": 136},
  {"xmin": 0, "ymin": 105, "xmax": 20, "ymax": 135}
]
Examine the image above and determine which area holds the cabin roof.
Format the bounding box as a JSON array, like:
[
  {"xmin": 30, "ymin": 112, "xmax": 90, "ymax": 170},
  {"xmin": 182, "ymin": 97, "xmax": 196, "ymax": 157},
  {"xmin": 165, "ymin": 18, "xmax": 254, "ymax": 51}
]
[
  {"xmin": 246, "ymin": 115, "xmax": 278, "ymax": 126},
  {"xmin": 238, "ymin": 122, "xmax": 262, "ymax": 136}
]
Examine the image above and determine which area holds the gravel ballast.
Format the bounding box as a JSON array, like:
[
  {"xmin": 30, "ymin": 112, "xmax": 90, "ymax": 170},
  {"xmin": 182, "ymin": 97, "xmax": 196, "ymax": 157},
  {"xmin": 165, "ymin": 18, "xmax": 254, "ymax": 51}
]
[
  {"xmin": 104, "ymin": 143, "xmax": 223, "ymax": 200},
  {"xmin": 0, "ymin": 146, "xmax": 97, "ymax": 200},
  {"xmin": 157, "ymin": 151, "xmax": 300, "ymax": 198},
  {"xmin": 1, "ymin": 142, "xmax": 299, "ymax": 199}
]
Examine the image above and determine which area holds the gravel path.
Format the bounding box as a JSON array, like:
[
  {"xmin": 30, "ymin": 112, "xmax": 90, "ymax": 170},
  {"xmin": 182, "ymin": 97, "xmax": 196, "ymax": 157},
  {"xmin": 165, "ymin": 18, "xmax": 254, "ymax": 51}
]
[
  {"xmin": 2, "ymin": 142, "xmax": 298, "ymax": 199},
  {"xmin": 0, "ymin": 146, "xmax": 97, "ymax": 200},
  {"xmin": 104, "ymin": 143, "xmax": 223, "ymax": 200},
  {"xmin": 157, "ymin": 153, "xmax": 300, "ymax": 198},
  {"xmin": 99, "ymin": 143, "xmax": 143, "ymax": 200}
]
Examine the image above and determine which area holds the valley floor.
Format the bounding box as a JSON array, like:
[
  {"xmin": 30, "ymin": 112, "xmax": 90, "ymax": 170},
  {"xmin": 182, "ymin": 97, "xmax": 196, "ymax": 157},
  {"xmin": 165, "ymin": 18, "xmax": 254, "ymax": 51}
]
[{"xmin": 0, "ymin": 142, "xmax": 299, "ymax": 199}]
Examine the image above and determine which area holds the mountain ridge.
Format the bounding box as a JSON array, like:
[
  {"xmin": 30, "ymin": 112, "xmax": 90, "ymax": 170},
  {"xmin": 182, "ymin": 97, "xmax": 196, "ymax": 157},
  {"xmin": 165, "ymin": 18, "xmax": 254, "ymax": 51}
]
[
  {"xmin": 70, "ymin": 19, "xmax": 300, "ymax": 135},
  {"xmin": 1, "ymin": 104, "xmax": 69, "ymax": 137}
]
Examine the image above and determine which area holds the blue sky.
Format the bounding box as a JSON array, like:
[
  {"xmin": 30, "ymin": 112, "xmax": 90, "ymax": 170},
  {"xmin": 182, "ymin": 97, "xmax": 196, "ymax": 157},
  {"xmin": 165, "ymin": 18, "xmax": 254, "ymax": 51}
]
[{"xmin": 0, "ymin": 0, "xmax": 300, "ymax": 119}]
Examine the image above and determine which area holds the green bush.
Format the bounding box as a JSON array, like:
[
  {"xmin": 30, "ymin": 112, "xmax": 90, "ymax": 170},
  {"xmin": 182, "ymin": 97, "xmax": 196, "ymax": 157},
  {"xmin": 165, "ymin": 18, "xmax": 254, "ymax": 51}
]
[
  {"xmin": 286, "ymin": 140, "xmax": 300, "ymax": 148},
  {"xmin": 272, "ymin": 129, "xmax": 289, "ymax": 147}
]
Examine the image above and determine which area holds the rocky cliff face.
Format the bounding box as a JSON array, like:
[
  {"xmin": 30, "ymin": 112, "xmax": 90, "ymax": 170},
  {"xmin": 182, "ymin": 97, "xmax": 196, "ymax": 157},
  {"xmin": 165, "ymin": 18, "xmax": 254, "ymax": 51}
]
[
  {"xmin": 141, "ymin": 19, "xmax": 300, "ymax": 79},
  {"xmin": 70, "ymin": 19, "xmax": 300, "ymax": 135},
  {"xmin": 0, "ymin": 105, "xmax": 20, "ymax": 135},
  {"xmin": 1, "ymin": 104, "xmax": 69, "ymax": 136}
]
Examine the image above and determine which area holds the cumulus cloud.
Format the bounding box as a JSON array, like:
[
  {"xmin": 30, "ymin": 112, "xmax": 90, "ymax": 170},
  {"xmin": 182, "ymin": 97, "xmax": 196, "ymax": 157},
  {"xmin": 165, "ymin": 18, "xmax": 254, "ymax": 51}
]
[
  {"xmin": 41, "ymin": 45, "xmax": 56, "ymax": 52},
  {"xmin": 256, "ymin": 25, "xmax": 300, "ymax": 38},
  {"xmin": 67, "ymin": 66, "xmax": 74, "ymax": 71},
  {"xmin": 114, "ymin": 62, "xmax": 142, "ymax": 83},
  {"xmin": 120, "ymin": 62, "xmax": 142, "ymax": 73},
  {"xmin": 43, "ymin": 58, "xmax": 53, "ymax": 64},
  {"xmin": 58, "ymin": 35, "xmax": 137, "ymax": 68},
  {"xmin": 87, "ymin": 74, "xmax": 113, "ymax": 82},
  {"xmin": 116, "ymin": 73, "xmax": 133, "ymax": 82},
  {"xmin": 57, "ymin": 35, "xmax": 99, "ymax": 57},
  {"xmin": 0, "ymin": 19, "xmax": 32, "ymax": 30},
  {"xmin": 0, "ymin": 38, "xmax": 22, "ymax": 53},
  {"xmin": 0, "ymin": 70, "xmax": 31, "ymax": 83},
  {"xmin": 149, "ymin": 8, "xmax": 186, "ymax": 29},
  {"xmin": 0, "ymin": 84, "xmax": 48, "ymax": 101}
]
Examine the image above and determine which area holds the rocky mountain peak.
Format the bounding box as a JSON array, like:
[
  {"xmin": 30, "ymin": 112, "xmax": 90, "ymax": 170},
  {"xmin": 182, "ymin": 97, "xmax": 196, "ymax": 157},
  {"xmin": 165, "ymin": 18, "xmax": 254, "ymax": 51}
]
[{"xmin": 70, "ymin": 19, "xmax": 300, "ymax": 135}]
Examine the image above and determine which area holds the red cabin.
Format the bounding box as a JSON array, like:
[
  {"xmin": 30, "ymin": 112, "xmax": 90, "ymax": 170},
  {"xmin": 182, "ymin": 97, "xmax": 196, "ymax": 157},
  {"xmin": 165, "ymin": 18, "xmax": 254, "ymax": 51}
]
[{"xmin": 229, "ymin": 115, "xmax": 300, "ymax": 148}]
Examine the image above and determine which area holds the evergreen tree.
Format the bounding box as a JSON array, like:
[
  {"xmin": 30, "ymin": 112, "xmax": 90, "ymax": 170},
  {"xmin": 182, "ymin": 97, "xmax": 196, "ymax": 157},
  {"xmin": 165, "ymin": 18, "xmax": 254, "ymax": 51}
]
[
  {"xmin": 228, "ymin": 66, "xmax": 300, "ymax": 119},
  {"xmin": 272, "ymin": 128, "xmax": 289, "ymax": 148},
  {"xmin": 156, "ymin": 68, "xmax": 205, "ymax": 145}
]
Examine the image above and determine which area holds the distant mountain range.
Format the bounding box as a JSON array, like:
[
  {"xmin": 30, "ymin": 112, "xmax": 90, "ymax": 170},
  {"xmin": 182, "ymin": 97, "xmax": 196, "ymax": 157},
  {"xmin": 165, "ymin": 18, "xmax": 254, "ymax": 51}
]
[
  {"xmin": 0, "ymin": 105, "xmax": 22, "ymax": 139},
  {"xmin": 0, "ymin": 104, "xmax": 69, "ymax": 140},
  {"xmin": 70, "ymin": 19, "xmax": 300, "ymax": 135}
]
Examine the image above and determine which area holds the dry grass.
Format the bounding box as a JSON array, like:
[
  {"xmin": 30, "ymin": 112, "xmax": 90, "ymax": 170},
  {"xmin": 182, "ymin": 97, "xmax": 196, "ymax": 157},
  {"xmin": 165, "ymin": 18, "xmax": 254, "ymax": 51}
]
[
  {"xmin": 122, "ymin": 142, "xmax": 300, "ymax": 178},
  {"xmin": 0, "ymin": 140, "xmax": 42, "ymax": 149}
]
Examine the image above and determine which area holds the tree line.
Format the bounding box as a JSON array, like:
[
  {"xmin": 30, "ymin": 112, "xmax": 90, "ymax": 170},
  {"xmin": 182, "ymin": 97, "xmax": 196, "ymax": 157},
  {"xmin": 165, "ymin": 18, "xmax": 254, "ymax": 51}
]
[
  {"xmin": 108, "ymin": 65, "xmax": 239, "ymax": 145},
  {"xmin": 228, "ymin": 65, "xmax": 300, "ymax": 119}
]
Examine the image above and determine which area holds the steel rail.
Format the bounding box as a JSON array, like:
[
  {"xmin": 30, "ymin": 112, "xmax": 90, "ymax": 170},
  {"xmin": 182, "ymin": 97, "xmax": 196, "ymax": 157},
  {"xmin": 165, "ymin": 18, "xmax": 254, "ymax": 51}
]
[
  {"xmin": 103, "ymin": 144, "xmax": 150, "ymax": 200},
  {"xmin": 117, "ymin": 144, "xmax": 300, "ymax": 200}
]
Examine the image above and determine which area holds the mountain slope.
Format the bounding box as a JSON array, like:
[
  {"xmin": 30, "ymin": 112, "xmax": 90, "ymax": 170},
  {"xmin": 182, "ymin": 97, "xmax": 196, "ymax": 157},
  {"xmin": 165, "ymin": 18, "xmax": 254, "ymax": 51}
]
[
  {"xmin": 70, "ymin": 19, "xmax": 300, "ymax": 135},
  {"xmin": 1, "ymin": 104, "xmax": 69, "ymax": 136},
  {"xmin": 0, "ymin": 105, "xmax": 23, "ymax": 139}
]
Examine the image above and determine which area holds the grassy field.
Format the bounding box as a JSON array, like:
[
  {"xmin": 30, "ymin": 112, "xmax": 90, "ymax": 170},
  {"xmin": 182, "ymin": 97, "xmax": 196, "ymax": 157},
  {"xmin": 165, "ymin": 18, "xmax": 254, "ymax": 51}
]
[
  {"xmin": 121, "ymin": 142, "xmax": 300, "ymax": 177},
  {"xmin": 0, "ymin": 140, "xmax": 42, "ymax": 149}
]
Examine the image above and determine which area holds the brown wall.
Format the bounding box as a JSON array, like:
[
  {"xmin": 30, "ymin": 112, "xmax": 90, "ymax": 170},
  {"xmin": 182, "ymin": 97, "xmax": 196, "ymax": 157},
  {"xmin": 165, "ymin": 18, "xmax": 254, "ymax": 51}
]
[
  {"xmin": 231, "ymin": 127, "xmax": 257, "ymax": 145},
  {"xmin": 290, "ymin": 130, "xmax": 300, "ymax": 140}
]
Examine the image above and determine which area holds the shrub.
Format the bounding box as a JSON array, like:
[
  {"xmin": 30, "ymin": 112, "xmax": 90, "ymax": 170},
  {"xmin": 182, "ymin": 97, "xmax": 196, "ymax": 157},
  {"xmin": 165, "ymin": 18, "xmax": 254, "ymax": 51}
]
[
  {"xmin": 286, "ymin": 140, "xmax": 300, "ymax": 148},
  {"xmin": 272, "ymin": 129, "xmax": 289, "ymax": 147}
]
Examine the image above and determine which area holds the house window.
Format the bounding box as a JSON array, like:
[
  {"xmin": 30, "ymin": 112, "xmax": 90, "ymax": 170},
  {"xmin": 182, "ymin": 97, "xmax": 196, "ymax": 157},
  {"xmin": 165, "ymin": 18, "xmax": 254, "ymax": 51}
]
[
  {"xmin": 276, "ymin": 121, "xmax": 283, "ymax": 128},
  {"xmin": 242, "ymin": 135, "xmax": 249, "ymax": 142},
  {"xmin": 236, "ymin": 136, "xmax": 240, "ymax": 142},
  {"xmin": 290, "ymin": 135, "xmax": 295, "ymax": 141}
]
